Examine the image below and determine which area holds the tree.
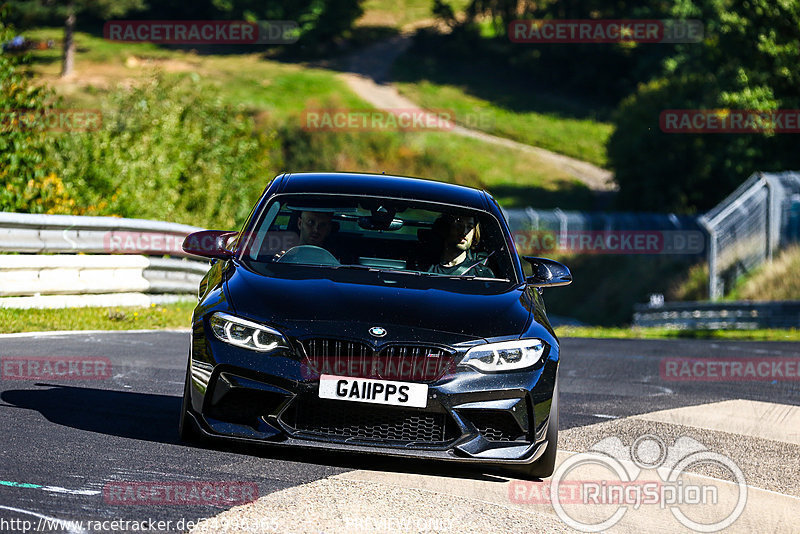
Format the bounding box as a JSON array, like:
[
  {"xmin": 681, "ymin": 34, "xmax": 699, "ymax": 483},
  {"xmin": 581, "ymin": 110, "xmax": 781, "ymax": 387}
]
[
  {"xmin": 609, "ymin": 0, "xmax": 800, "ymax": 212},
  {"xmin": 8, "ymin": 0, "xmax": 146, "ymax": 77}
]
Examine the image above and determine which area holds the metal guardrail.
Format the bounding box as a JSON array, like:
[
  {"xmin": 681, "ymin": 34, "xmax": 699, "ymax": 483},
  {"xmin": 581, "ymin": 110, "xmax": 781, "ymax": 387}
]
[
  {"xmin": 0, "ymin": 212, "xmax": 209, "ymax": 307},
  {"xmin": 0, "ymin": 212, "xmax": 202, "ymax": 257},
  {"xmin": 633, "ymin": 301, "xmax": 800, "ymax": 329}
]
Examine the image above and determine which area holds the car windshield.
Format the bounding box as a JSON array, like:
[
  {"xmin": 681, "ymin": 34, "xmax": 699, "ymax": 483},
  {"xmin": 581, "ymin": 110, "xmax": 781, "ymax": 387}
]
[{"xmin": 238, "ymin": 194, "xmax": 516, "ymax": 282}]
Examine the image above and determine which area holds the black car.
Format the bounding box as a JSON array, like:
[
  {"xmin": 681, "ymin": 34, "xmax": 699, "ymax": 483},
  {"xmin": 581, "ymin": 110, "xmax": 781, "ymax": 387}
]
[{"xmin": 179, "ymin": 172, "xmax": 572, "ymax": 478}]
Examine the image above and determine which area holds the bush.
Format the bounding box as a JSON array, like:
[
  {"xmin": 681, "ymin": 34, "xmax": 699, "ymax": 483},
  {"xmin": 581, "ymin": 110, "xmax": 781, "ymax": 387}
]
[
  {"xmin": 0, "ymin": 15, "xmax": 72, "ymax": 214},
  {"xmin": 51, "ymin": 74, "xmax": 280, "ymax": 229}
]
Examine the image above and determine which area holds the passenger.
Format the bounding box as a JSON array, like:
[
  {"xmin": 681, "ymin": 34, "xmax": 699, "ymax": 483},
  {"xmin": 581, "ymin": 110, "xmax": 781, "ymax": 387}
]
[{"xmin": 427, "ymin": 214, "xmax": 494, "ymax": 277}]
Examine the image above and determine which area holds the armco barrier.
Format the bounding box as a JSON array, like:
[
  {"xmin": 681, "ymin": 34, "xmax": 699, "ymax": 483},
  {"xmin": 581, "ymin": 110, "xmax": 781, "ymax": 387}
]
[
  {"xmin": 0, "ymin": 212, "xmax": 202, "ymax": 257},
  {"xmin": 633, "ymin": 301, "xmax": 800, "ymax": 329},
  {"xmin": 0, "ymin": 212, "xmax": 209, "ymax": 308}
]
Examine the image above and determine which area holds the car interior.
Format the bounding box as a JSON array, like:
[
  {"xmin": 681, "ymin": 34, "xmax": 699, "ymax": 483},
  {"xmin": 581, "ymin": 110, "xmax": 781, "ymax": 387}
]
[{"xmin": 245, "ymin": 196, "xmax": 512, "ymax": 279}]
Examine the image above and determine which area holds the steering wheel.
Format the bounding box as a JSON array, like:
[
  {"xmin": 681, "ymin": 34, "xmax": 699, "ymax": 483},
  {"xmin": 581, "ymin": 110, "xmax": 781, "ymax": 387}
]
[{"xmin": 275, "ymin": 245, "xmax": 341, "ymax": 266}]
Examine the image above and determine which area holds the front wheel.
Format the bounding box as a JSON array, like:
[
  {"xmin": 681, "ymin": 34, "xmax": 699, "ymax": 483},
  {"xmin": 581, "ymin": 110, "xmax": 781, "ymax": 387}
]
[
  {"xmin": 178, "ymin": 357, "xmax": 202, "ymax": 443},
  {"xmin": 507, "ymin": 378, "xmax": 559, "ymax": 479}
]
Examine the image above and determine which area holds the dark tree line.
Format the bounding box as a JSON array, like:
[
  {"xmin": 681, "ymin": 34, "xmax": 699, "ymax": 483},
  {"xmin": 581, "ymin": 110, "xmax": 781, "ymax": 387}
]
[{"xmin": 435, "ymin": 0, "xmax": 800, "ymax": 212}]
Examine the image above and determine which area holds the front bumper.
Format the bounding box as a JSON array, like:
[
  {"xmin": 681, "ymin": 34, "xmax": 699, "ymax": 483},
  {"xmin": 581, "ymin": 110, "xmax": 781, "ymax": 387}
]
[{"xmin": 187, "ymin": 324, "xmax": 558, "ymax": 466}]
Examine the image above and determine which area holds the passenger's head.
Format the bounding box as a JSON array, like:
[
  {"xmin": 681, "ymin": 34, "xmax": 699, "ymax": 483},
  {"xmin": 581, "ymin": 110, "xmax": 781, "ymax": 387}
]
[
  {"xmin": 297, "ymin": 211, "xmax": 334, "ymax": 246},
  {"xmin": 439, "ymin": 214, "xmax": 480, "ymax": 251}
]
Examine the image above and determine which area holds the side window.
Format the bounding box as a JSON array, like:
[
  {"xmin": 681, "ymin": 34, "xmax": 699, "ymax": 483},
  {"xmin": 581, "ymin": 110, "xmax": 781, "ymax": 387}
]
[{"xmin": 247, "ymin": 201, "xmax": 282, "ymax": 260}]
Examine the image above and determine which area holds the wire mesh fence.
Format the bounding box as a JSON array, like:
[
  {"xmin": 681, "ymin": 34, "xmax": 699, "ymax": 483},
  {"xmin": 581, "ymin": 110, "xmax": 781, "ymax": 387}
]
[
  {"xmin": 502, "ymin": 207, "xmax": 704, "ymax": 257},
  {"xmin": 699, "ymin": 172, "xmax": 800, "ymax": 300}
]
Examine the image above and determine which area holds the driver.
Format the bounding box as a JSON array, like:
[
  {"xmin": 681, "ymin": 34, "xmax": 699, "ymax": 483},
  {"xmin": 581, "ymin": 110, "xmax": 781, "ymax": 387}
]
[
  {"xmin": 428, "ymin": 214, "xmax": 494, "ymax": 277},
  {"xmin": 272, "ymin": 210, "xmax": 335, "ymax": 261},
  {"xmin": 297, "ymin": 210, "xmax": 334, "ymax": 246}
]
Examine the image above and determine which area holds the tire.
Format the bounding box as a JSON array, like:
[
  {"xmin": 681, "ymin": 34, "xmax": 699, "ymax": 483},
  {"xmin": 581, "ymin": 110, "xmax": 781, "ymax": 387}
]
[
  {"xmin": 178, "ymin": 357, "xmax": 202, "ymax": 443},
  {"xmin": 507, "ymin": 378, "xmax": 559, "ymax": 479}
]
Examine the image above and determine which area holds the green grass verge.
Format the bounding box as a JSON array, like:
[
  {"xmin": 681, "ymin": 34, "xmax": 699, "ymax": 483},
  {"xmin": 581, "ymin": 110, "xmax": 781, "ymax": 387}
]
[
  {"xmin": 392, "ymin": 33, "xmax": 613, "ymax": 168},
  {"xmin": 394, "ymin": 80, "xmax": 613, "ymax": 168},
  {"xmin": 22, "ymin": 28, "xmax": 367, "ymax": 120},
  {"xmin": 358, "ymin": 0, "xmax": 470, "ymax": 28},
  {"xmin": 556, "ymin": 326, "xmax": 800, "ymax": 341},
  {"xmin": 0, "ymin": 301, "xmax": 195, "ymax": 334}
]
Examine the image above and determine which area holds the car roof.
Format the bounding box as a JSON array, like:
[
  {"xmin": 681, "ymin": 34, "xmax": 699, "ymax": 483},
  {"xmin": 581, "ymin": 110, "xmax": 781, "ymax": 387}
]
[{"xmin": 276, "ymin": 172, "xmax": 491, "ymax": 211}]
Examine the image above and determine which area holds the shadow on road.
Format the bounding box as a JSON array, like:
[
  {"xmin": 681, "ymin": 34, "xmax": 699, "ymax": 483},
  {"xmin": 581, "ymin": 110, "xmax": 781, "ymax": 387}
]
[
  {"xmin": 2, "ymin": 383, "xmax": 181, "ymax": 443},
  {"xmin": 1, "ymin": 383, "xmax": 511, "ymax": 483}
]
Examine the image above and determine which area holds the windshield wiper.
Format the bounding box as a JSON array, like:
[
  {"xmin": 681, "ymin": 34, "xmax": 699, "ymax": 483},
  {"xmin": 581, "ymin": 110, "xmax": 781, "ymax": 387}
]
[
  {"xmin": 333, "ymin": 265, "xmax": 433, "ymax": 277},
  {"xmin": 444, "ymin": 275, "xmax": 510, "ymax": 281},
  {"xmin": 331, "ymin": 264, "xmax": 380, "ymax": 272}
]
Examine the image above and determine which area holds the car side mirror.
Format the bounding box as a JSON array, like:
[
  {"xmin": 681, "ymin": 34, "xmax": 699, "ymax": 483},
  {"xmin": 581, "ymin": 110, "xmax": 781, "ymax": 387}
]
[
  {"xmin": 523, "ymin": 257, "xmax": 572, "ymax": 288},
  {"xmin": 182, "ymin": 230, "xmax": 238, "ymax": 260}
]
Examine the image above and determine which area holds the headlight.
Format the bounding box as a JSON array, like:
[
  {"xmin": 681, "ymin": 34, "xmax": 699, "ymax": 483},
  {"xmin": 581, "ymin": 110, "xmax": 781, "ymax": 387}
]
[
  {"xmin": 209, "ymin": 312, "xmax": 289, "ymax": 352},
  {"xmin": 460, "ymin": 339, "xmax": 547, "ymax": 372}
]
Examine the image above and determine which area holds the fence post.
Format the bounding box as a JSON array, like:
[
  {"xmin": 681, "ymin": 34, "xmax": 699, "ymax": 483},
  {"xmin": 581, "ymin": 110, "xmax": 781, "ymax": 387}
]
[
  {"xmin": 762, "ymin": 172, "xmax": 774, "ymax": 262},
  {"xmin": 554, "ymin": 207, "xmax": 568, "ymax": 245},
  {"xmin": 698, "ymin": 215, "xmax": 719, "ymax": 300}
]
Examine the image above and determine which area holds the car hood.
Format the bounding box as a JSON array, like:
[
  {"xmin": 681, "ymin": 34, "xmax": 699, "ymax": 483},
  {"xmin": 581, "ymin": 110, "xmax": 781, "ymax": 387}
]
[{"xmin": 225, "ymin": 263, "xmax": 532, "ymax": 343}]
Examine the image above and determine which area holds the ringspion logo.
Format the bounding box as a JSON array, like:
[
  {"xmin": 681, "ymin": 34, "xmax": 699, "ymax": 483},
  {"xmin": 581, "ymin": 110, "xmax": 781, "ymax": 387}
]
[{"xmin": 511, "ymin": 434, "xmax": 747, "ymax": 532}]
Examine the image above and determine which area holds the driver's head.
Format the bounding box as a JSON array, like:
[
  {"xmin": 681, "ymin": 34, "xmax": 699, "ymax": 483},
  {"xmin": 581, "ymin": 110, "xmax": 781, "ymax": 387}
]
[
  {"xmin": 297, "ymin": 211, "xmax": 333, "ymax": 246},
  {"xmin": 441, "ymin": 214, "xmax": 480, "ymax": 251}
]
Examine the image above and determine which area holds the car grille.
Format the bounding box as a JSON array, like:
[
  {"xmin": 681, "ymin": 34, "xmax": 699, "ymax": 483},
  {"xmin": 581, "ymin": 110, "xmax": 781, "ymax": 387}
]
[
  {"xmin": 282, "ymin": 398, "xmax": 459, "ymax": 445},
  {"xmin": 468, "ymin": 411, "xmax": 527, "ymax": 442},
  {"xmin": 301, "ymin": 338, "xmax": 455, "ymax": 383}
]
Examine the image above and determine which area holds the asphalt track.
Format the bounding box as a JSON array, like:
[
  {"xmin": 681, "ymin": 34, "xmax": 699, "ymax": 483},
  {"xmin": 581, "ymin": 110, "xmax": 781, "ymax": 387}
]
[{"xmin": 0, "ymin": 331, "xmax": 797, "ymax": 532}]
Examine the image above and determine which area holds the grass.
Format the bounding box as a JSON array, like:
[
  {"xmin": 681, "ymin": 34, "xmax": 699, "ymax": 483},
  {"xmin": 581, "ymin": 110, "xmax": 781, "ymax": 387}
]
[
  {"xmin": 726, "ymin": 245, "xmax": 800, "ymax": 301},
  {"xmin": 20, "ymin": 28, "xmax": 367, "ymax": 120},
  {"xmin": 394, "ymin": 80, "xmax": 613, "ymax": 167},
  {"xmin": 336, "ymin": 131, "xmax": 594, "ymax": 209},
  {"xmin": 392, "ymin": 34, "xmax": 614, "ymax": 168},
  {"xmin": 19, "ymin": 28, "xmax": 594, "ymax": 212},
  {"xmin": 357, "ymin": 0, "xmax": 470, "ymax": 29},
  {"xmin": 556, "ymin": 326, "xmax": 800, "ymax": 341},
  {"xmin": 0, "ymin": 301, "xmax": 195, "ymax": 334},
  {"xmin": 3, "ymin": 302, "xmax": 796, "ymax": 339}
]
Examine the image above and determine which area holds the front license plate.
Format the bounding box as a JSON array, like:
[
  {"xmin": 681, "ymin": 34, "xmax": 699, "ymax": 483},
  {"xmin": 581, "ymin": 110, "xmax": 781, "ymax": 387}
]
[{"xmin": 318, "ymin": 374, "xmax": 428, "ymax": 408}]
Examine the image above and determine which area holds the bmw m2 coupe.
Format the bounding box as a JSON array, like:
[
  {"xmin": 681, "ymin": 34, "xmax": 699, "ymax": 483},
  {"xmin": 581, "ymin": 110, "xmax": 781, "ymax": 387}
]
[{"xmin": 179, "ymin": 172, "xmax": 572, "ymax": 478}]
